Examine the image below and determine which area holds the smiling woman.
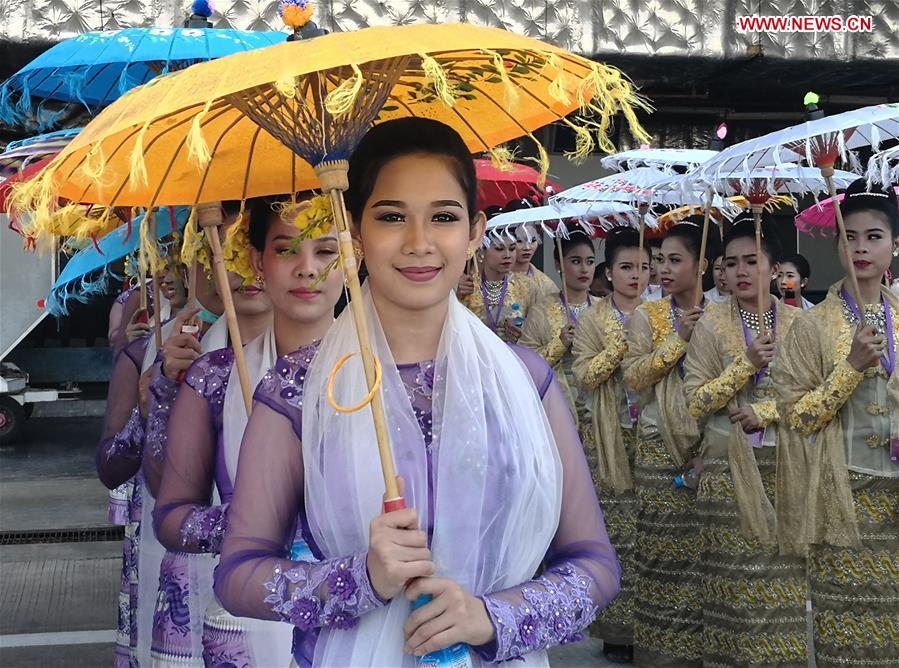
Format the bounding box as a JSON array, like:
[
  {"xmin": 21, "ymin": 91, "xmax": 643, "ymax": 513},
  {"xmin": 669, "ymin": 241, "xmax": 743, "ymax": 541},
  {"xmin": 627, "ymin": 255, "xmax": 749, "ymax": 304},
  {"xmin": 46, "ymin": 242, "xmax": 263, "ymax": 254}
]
[{"xmin": 215, "ymin": 118, "xmax": 622, "ymax": 668}]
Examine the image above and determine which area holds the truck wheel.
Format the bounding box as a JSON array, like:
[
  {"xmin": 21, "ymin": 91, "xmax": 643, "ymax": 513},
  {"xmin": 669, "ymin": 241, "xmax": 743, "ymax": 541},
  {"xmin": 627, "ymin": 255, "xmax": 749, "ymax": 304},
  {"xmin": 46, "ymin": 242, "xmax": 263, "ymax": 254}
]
[{"xmin": 0, "ymin": 396, "xmax": 26, "ymax": 444}]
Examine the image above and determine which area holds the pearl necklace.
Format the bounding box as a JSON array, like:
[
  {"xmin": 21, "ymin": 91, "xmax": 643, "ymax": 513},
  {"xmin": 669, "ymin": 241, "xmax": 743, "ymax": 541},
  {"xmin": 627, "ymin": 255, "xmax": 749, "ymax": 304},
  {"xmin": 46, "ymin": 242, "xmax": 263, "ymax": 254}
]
[
  {"xmin": 568, "ymin": 301, "xmax": 590, "ymax": 320},
  {"xmin": 739, "ymin": 306, "xmax": 775, "ymax": 335},
  {"xmin": 484, "ymin": 280, "xmax": 504, "ymax": 306}
]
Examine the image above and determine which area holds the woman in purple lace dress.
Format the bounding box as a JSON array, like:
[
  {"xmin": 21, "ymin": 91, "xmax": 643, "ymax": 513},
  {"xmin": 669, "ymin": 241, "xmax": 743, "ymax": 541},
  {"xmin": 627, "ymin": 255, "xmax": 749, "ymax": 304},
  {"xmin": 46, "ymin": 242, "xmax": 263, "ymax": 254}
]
[
  {"xmin": 148, "ymin": 195, "xmax": 344, "ymax": 667},
  {"xmin": 216, "ymin": 119, "xmax": 620, "ymax": 667},
  {"xmin": 97, "ymin": 335, "xmax": 151, "ymax": 668}
]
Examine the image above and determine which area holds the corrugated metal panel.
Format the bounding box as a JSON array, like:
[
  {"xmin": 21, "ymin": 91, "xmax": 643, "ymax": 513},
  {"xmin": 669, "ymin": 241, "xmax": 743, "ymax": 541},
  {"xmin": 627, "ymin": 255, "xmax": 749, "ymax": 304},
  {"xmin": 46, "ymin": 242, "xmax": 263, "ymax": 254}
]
[{"xmin": 2, "ymin": 1, "xmax": 897, "ymax": 58}]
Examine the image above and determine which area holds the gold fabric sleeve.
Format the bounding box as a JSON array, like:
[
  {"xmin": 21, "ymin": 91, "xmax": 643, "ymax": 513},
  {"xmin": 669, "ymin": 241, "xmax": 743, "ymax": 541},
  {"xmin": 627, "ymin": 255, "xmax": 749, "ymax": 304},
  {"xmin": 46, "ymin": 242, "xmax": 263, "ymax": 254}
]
[
  {"xmin": 519, "ymin": 299, "xmax": 568, "ymax": 369},
  {"xmin": 787, "ymin": 359, "xmax": 863, "ymax": 436},
  {"xmin": 684, "ymin": 328, "xmax": 757, "ymax": 419},
  {"xmin": 772, "ymin": 286, "xmax": 865, "ymax": 555},
  {"xmin": 622, "ymin": 302, "xmax": 687, "ymax": 390},
  {"xmin": 750, "ymin": 400, "xmax": 779, "ymax": 428},
  {"xmin": 572, "ymin": 300, "xmax": 632, "ymax": 492},
  {"xmin": 572, "ymin": 305, "xmax": 627, "ymax": 391}
]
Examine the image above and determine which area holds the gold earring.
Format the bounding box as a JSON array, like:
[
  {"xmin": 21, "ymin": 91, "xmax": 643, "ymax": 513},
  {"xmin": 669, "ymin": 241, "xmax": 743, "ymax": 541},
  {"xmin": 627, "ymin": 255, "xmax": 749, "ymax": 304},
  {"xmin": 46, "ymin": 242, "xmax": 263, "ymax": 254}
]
[
  {"xmin": 353, "ymin": 243, "xmax": 365, "ymax": 264},
  {"xmin": 255, "ymin": 274, "xmax": 265, "ymax": 287},
  {"xmin": 893, "ymin": 249, "xmax": 899, "ymax": 257},
  {"xmin": 466, "ymin": 247, "xmax": 475, "ymax": 261}
]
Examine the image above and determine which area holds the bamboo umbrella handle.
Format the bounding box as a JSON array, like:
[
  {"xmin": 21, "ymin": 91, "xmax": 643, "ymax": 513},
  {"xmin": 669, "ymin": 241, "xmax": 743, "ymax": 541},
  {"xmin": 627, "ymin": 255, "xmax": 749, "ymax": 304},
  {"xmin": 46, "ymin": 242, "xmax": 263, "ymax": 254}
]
[
  {"xmin": 695, "ymin": 189, "xmax": 712, "ymax": 307},
  {"xmin": 198, "ymin": 205, "xmax": 254, "ymax": 416},
  {"xmin": 149, "ymin": 212, "xmax": 163, "ymax": 349},
  {"xmin": 752, "ymin": 205, "xmax": 768, "ymax": 337},
  {"xmin": 821, "ymin": 164, "xmax": 863, "ymax": 305},
  {"xmin": 317, "ymin": 161, "xmax": 401, "ymax": 504},
  {"xmin": 139, "ymin": 216, "xmax": 148, "ymax": 314},
  {"xmin": 637, "ymin": 204, "xmax": 649, "ymax": 300},
  {"xmin": 555, "ymin": 234, "xmax": 572, "ymax": 323}
]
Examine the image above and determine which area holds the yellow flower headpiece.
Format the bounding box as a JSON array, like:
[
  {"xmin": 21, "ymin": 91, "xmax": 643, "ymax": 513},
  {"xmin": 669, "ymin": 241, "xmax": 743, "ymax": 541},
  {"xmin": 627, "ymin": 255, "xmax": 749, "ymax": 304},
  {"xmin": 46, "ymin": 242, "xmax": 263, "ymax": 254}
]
[
  {"xmin": 222, "ymin": 194, "xmax": 337, "ymax": 287},
  {"xmin": 222, "ymin": 206, "xmax": 255, "ymax": 286},
  {"xmin": 272, "ymin": 194, "xmax": 335, "ymax": 241}
]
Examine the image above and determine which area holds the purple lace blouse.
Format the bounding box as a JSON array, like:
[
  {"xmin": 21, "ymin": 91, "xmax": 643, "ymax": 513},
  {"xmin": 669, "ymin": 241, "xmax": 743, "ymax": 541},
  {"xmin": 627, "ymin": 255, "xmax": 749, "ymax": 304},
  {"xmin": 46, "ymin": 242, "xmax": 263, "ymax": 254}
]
[
  {"xmin": 96, "ymin": 336, "xmax": 149, "ymax": 490},
  {"xmin": 215, "ymin": 344, "xmax": 619, "ymax": 664},
  {"xmin": 150, "ymin": 347, "xmax": 235, "ymax": 554}
]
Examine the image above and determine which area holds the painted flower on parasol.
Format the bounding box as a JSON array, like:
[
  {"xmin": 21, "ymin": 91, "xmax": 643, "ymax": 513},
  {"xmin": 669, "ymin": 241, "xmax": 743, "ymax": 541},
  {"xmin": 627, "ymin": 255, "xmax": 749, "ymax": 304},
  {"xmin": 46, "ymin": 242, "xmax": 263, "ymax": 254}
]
[{"xmin": 13, "ymin": 21, "xmax": 650, "ymax": 503}]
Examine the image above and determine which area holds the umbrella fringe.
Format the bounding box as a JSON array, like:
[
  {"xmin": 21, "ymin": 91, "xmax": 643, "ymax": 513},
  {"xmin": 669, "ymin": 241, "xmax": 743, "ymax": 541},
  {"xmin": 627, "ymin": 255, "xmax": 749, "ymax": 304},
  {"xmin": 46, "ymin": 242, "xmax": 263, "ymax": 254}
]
[
  {"xmin": 14, "ymin": 74, "xmax": 32, "ymax": 122},
  {"xmin": 419, "ymin": 54, "xmax": 455, "ymax": 108},
  {"xmin": 187, "ymin": 100, "xmax": 214, "ymax": 168},
  {"xmin": 140, "ymin": 211, "xmax": 162, "ymax": 274},
  {"xmin": 487, "ymin": 50, "xmax": 519, "ymax": 110},
  {"xmin": 561, "ymin": 118, "xmax": 594, "ymax": 163},
  {"xmin": 324, "ymin": 63, "xmax": 365, "ymax": 116},
  {"xmin": 35, "ymin": 98, "xmax": 68, "ymax": 132},
  {"xmin": 544, "ymin": 53, "xmax": 572, "ymax": 107},
  {"xmin": 487, "ymin": 146, "xmax": 516, "ymax": 172},
  {"xmin": 130, "ymin": 121, "xmax": 152, "ymax": 190},
  {"xmin": 82, "ymin": 142, "xmax": 107, "ymax": 181},
  {"xmin": 0, "ymin": 80, "xmax": 18, "ymax": 126}
]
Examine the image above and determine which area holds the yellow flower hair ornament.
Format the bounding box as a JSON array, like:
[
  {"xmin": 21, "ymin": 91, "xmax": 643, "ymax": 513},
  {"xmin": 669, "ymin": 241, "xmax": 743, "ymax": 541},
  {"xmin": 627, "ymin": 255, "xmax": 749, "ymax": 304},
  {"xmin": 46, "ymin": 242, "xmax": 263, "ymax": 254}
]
[{"xmin": 222, "ymin": 206, "xmax": 256, "ymax": 286}]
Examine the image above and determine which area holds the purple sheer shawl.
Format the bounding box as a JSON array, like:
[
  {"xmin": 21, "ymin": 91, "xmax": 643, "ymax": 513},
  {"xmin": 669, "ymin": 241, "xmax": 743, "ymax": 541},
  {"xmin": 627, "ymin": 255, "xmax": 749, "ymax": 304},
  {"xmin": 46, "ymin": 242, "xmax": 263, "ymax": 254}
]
[
  {"xmin": 96, "ymin": 336, "xmax": 149, "ymax": 490},
  {"xmin": 215, "ymin": 343, "xmax": 619, "ymax": 664}
]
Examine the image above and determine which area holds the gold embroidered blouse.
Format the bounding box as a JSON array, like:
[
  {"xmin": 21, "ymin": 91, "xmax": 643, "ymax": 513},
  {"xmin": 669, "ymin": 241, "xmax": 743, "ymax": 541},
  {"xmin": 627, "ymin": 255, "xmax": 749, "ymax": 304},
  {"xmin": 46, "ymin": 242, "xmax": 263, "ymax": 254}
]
[
  {"xmin": 773, "ymin": 282, "xmax": 898, "ymax": 554},
  {"xmin": 621, "ymin": 297, "xmax": 698, "ymax": 468},
  {"xmin": 462, "ymin": 271, "xmax": 538, "ymax": 342}
]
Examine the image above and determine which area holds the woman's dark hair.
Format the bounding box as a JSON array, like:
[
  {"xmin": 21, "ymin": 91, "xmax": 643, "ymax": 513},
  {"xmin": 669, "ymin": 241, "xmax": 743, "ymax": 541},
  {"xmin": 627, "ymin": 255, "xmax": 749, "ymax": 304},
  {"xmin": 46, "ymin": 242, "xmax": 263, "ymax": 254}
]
[
  {"xmin": 781, "ymin": 253, "xmax": 811, "ymax": 280},
  {"xmin": 664, "ymin": 215, "xmax": 722, "ymax": 265},
  {"xmin": 723, "ymin": 214, "xmax": 783, "ymax": 264},
  {"xmin": 247, "ymin": 194, "xmax": 294, "ymax": 252},
  {"xmin": 553, "ymin": 228, "xmax": 595, "ymax": 263},
  {"xmin": 839, "ymin": 177, "xmax": 899, "ymax": 236},
  {"xmin": 346, "ymin": 118, "xmax": 478, "ymax": 223},
  {"xmin": 604, "ymin": 226, "xmax": 649, "ymax": 265}
]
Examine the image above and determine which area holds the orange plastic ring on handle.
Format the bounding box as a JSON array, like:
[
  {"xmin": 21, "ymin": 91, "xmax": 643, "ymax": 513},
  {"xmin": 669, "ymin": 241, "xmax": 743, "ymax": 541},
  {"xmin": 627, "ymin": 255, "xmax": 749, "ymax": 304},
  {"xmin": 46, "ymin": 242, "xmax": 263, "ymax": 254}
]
[{"xmin": 326, "ymin": 353, "xmax": 383, "ymax": 413}]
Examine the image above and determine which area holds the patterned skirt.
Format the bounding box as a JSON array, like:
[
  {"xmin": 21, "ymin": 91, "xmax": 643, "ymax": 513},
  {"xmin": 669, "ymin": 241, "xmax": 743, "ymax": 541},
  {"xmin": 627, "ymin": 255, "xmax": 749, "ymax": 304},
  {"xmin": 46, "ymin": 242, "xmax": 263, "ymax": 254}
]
[
  {"xmin": 808, "ymin": 472, "xmax": 899, "ymax": 667},
  {"xmin": 697, "ymin": 448, "xmax": 807, "ymax": 668},
  {"xmin": 152, "ymin": 552, "xmax": 203, "ymax": 667},
  {"xmin": 583, "ymin": 424, "xmax": 638, "ymax": 646},
  {"xmin": 631, "ymin": 433, "xmax": 703, "ymax": 668},
  {"xmin": 115, "ymin": 478, "xmax": 140, "ymax": 668},
  {"xmin": 202, "ymin": 599, "xmax": 253, "ymax": 668}
]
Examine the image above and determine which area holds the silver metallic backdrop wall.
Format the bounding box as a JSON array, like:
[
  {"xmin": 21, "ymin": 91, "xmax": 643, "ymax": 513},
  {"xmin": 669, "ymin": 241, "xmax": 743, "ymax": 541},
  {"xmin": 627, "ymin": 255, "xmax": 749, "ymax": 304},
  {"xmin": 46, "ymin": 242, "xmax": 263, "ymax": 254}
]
[{"xmin": 2, "ymin": 0, "xmax": 897, "ymax": 58}]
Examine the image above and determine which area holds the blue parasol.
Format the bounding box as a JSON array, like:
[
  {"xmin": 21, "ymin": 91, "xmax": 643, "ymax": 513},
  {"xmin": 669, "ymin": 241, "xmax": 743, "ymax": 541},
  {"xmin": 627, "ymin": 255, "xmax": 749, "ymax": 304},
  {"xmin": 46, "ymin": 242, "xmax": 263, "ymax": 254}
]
[
  {"xmin": 0, "ymin": 24, "xmax": 287, "ymax": 128},
  {"xmin": 0, "ymin": 128, "xmax": 82, "ymax": 178},
  {"xmin": 48, "ymin": 206, "xmax": 188, "ymax": 315}
]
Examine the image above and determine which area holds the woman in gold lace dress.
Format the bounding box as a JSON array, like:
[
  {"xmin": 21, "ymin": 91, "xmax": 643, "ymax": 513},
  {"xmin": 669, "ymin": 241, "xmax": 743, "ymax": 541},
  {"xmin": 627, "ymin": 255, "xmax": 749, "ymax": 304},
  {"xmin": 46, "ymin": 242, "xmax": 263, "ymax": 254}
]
[
  {"xmin": 520, "ymin": 228, "xmax": 595, "ymax": 416},
  {"xmin": 514, "ymin": 224, "xmax": 559, "ymax": 298},
  {"xmin": 683, "ymin": 217, "xmax": 806, "ymax": 668},
  {"xmin": 774, "ymin": 179, "xmax": 899, "ymax": 668},
  {"xmin": 621, "ymin": 221, "xmax": 714, "ymax": 668},
  {"xmin": 460, "ymin": 236, "xmax": 537, "ymax": 343},
  {"xmin": 571, "ymin": 226, "xmax": 649, "ymax": 664}
]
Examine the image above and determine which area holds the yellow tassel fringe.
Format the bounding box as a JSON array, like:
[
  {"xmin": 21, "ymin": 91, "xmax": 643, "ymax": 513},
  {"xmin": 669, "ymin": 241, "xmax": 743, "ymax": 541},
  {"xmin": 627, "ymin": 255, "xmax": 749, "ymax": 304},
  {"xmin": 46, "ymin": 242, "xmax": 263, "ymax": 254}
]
[
  {"xmin": 325, "ymin": 64, "xmax": 364, "ymax": 116},
  {"xmin": 419, "ymin": 54, "xmax": 455, "ymax": 107},
  {"xmin": 187, "ymin": 100, "xmax": 214, "ymax": 168},
  {"xmin": 129, "ymin": 121, "xmax": 151, "ymax": 191}
]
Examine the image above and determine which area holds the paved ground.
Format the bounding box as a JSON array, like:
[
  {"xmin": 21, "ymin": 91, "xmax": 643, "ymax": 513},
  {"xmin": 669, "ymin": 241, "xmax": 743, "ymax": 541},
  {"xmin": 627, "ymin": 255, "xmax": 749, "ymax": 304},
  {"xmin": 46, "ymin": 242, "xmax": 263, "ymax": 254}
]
[{"xmin": 0, "ymin": 417, "xmax": 617, "ymax": 667}]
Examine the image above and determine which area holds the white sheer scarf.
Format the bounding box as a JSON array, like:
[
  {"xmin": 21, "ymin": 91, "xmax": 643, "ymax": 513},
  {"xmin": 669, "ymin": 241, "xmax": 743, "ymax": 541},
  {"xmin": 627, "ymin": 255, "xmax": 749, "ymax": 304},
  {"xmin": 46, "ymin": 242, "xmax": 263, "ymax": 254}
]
[
  {"xmin": 137, "ymin": 316, "xmax": 228, "ymax": 667},
  {"xmin": 302, "ymin": 286, "xmax": 563, "ymax": 667},
  {"xmin": 219, "ymin": 326, "xmax": 295, "ymax": 667}
]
